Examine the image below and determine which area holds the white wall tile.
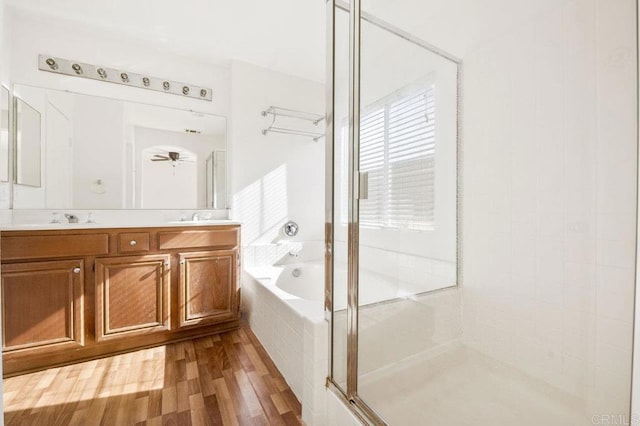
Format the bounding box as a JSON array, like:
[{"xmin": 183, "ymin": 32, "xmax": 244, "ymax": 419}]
[{"xmin": 461, "ymin": 0, "xmax": 636, "ymax": 413}]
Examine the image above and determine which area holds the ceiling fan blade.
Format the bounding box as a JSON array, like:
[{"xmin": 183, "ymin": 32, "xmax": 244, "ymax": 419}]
[
  {"xmin": 153, "ymin": 154, "xmax": 169, "ymax": 159},
  {"xmin": 151, "ymin": 158, "xmax": 169, "ymax": 161}
]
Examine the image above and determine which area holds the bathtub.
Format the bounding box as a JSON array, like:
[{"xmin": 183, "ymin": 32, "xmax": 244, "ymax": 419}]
[
  {"xmin": 275, "ymin": 261, "xmax": 324, "ymax": 302},
  {"xmin": 242, "ymin": 241, "xmax": 328, "ymax": 426}
]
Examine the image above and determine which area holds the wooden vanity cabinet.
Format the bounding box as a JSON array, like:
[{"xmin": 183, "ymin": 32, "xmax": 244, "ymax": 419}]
[
  {"xmin": 178, "ymin": 250, "xmax": 238, "ymax": 328},
  {"xmin": 95, "ymin": 254, "xmax": 170, "ymax": 341},
  {"xmin": 0, "ymin": 225, "xmax": 241, "ymax": 376},
  {"xmin": 1, "ymin": 259, "xmax": 85, "ymax": 352}
]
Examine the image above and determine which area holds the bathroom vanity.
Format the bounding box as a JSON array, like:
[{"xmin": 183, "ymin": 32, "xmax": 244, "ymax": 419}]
[
  {"xmin": 0, "ymin": 77, "xmax": 238, "ymax": 377},
  {"xmin": 0, "ymin": 223, "xmax": 241, "ymax": 376}
]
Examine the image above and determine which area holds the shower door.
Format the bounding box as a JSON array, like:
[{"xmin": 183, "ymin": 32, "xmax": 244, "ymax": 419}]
[
  {"xmin": 327, "ymin": 0, "xmax": 638, "ymax": 425},
  {"xmin": 354, "ymin": 5, "xmax": 460, "ymax": 424},
  {"xmin": 327, "ymin": 0, "xmax": 460, "ymax": 420}
]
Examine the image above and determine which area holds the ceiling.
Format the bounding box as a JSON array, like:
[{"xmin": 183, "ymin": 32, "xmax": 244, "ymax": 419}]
[
  {"xmin": 5, "ymin": 0, "xmax": 569, "ymax": 84},
  {"xmin": 5, "ymin": 0, "xmax": 327, "ymax": 83}
]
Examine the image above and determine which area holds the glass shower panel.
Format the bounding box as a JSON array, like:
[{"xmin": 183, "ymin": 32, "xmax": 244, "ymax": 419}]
[
  {"xmin": 330, "ymin": 2, "xmax": 351, "ymax": 392},
  {"xmin": 355, "ymin": 14, "xmax": 459, "ymax": 423}
]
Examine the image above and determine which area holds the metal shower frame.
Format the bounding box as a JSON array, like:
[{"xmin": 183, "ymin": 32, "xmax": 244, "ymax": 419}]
[{"xmin": 324, "ymin": 0, "xmax": 463, "ymax": 424}]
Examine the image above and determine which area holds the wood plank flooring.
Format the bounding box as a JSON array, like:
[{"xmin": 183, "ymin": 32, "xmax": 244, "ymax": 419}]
[{"xmin": 3, "ymin": 326, "xmax": 302, "ymax": 425}]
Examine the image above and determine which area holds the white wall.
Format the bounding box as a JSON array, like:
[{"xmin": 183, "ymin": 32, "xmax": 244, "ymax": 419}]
[
  {"xmin": 5, "ymin": 8, "xmax": 230, "ymax": 117},
  {"xmin": 230, "ymin": 60, "xmax": 325, "ymax": 253},
  {"xmin": 461, "ymin": 0, "xmax": 637, "ymax": 416}
]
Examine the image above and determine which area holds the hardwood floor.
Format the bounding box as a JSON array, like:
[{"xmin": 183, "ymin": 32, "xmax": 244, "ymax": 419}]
[{"xmin": 3, "ymin": 326, "xmax": 302, "ymax": 425}]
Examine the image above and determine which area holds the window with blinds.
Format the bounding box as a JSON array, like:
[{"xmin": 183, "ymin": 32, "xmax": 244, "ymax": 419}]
[{"xmin": 342, "ymin": 82, "xmax": 436, "ymax": 231}]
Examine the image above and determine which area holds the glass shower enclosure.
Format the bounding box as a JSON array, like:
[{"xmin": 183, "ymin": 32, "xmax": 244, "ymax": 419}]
[{"xmin": 325, "ymin": 0, "xmax": 638, "ymax": 424}]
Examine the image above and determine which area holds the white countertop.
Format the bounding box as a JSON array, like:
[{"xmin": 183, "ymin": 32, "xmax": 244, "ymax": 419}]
[{"xmin": 0, "ymin": 220, "xmax": 241, "ymax": 231}]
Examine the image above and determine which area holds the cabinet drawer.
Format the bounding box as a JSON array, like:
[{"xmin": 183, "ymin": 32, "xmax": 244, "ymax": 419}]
[
  {"xmin": 158, "ymin": 228, "xmax": 239, "ymax": 250},
  {"xmin": 2, "ymin": 234, "xmax": 109, "ymax": 260},
  {"xmin": 118, "ymin": 232, "xmax": 150, "ymax": 253}
]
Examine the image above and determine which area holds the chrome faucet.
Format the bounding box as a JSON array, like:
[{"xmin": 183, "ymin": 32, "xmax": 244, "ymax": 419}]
[
  {"xmin": 64, "ymin": 213, "xmax": 79, "ymax": 223},
  {"xmin": 50, "ymin": 212, "xmax": 61, "ymax": 224},
  {"xmin": 191, "ymin": 212, "xmax": 200, "ymax": 222}
]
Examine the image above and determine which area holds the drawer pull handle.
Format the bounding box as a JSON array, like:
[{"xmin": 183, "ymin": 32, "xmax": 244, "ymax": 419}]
[
  {"xmin": 73, "ymin": 267, "xmax": 81, "ymax": 274},
  {"xmin": 130, "ymin": 240, "xmax": 137, "ymax": 246}
]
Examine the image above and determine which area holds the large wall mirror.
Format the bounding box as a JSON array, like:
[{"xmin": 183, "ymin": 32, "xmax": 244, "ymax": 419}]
[{"xmin": 11, "ymin": 84, "xmax": 227, "ymax": 210}]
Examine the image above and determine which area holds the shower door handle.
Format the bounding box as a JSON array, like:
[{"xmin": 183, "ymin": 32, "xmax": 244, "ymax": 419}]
[{"xmin": 358, "ymin": 171, "xmax": 369, "ymax": 200}]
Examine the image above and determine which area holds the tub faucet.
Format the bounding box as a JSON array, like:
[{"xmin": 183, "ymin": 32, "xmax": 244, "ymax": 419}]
[{"xmin": 64, "ymin": 213, "xmax": 79, "ymax": 224}]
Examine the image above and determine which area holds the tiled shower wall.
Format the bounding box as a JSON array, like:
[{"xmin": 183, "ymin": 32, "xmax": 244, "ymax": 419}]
[{"xmin": 462, "ymin": 0, "xmax": 636, "ymax": 414}]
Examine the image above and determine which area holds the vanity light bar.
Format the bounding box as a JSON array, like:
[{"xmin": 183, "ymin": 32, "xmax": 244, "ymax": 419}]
[{"xmin": 38, "ymin": 55, "xmax": 213, "ymax": 102}]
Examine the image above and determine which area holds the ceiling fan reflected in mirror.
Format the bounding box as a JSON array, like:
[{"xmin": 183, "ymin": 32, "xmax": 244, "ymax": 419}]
[
  {"xmin": 149, "ymin": 151, "xmax": 195, "ymax": 167},
  {"xmin": 151, "ymin": 151, "xmax": 181, "ymax": 162}
]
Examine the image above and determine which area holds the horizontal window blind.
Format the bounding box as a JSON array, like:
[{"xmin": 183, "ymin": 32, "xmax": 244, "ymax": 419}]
[{"xmin": 343, "ymin": 82, "xmax": 436, "ymax": 231}]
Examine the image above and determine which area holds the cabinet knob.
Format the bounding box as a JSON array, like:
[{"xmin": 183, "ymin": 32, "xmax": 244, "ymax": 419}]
[
  {"xmin": 129, "ymin": 240, "xmax": 137, "ymax": 246},
  {"xmin": 73, "ymin": 267, "xmax": 81, "ymax": 274}
]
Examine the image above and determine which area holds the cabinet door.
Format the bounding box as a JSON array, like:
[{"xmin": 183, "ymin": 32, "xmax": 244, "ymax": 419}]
[
  {"xmin": 95, "ymin": 255, "xmax": 170, "ymax": 341},
  {"xmin": 2, "ymin": 259, "xmax": 84, "ymax": 352},
  {"xmin": 178, "ymin": 250, "xmax": 238, "ymax": 328}
]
